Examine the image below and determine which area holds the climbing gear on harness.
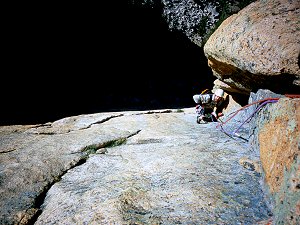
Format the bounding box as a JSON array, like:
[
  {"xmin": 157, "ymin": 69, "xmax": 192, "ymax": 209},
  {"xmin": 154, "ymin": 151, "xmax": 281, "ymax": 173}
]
[{"xmin": 194, "ymin": 88, "xmax": 225, "ymax": 124}]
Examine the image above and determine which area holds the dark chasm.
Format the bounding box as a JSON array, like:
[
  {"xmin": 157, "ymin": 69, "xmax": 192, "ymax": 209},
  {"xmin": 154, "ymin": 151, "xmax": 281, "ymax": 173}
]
[{"xmin": 2, "ymin": 2, "xmax": 215, "ymax": 126}]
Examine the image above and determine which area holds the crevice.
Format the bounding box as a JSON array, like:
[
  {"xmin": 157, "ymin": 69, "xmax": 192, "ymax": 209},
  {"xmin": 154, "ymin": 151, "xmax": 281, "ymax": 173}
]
[
  {"xmin": 0, "ymin": 148, "xmax": 17, "ymax": 153},
  {"xmin": 35, "ymin": 132, "xmax": 56, "ymax": 135},
  {"xmin": 26, "ymin": 157, "xmax": 87, "ymax": 225},
  {"xmin": 79, "ymin": 114, "xmax": 124, "ymax": 130},
  {"xmin": 27, "ymin": 129, "xmax": 141, "ymax": 224},
  {"xmin": 135, "ymin": 109, "xmax": 173, "ymax": 115},
  {"xmin": 25, "ymin": 124, "xmax": 53, "ymax": 132},
  {"xmin": 31, "ymin": 123, "xmax": 52, "ymax": 128},
  {"xmin": 80, "ymin": 130, "xmax": 141, "ymax": 156},
  {"xmin": 30, "ymin": 114, "xmax": 125, "ymax": 135}
]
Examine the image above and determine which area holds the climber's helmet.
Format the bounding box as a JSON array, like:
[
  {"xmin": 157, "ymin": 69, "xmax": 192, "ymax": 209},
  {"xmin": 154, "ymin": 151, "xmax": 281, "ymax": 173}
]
[{"xmin": 214, "ymin": 89, "xmax": 224, "ymax": 98}]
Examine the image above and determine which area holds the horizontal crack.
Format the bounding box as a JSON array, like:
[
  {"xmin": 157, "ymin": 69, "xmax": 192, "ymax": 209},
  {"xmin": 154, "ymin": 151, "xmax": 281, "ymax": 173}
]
[
  {"xmin": 79, "ymin": 114, "xmax": 124, "ymax": 130},
  {"xmin": 0, "ymin": 148, "xmax": 17, "ymax": 153},
  {"xmin": 30, "ymin": 114, "xmax": 125, "ymax": 135},
  {"xmin": 135, "ymin": 109, "xmax": 173, "ymax": 115},
  {"xmin": 80, "ymin": 130, "xmax": 141, "ymax": 155}
]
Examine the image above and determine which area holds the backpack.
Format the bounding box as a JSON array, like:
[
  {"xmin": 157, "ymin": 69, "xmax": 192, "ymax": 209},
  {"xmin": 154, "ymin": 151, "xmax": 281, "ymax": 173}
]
[{"xmin": 198, "ymin": 89, "xmax": 213, "ymax": 106}]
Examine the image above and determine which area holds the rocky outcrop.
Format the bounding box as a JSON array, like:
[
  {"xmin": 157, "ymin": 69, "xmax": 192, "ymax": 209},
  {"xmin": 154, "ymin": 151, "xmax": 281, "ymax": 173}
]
[
  {"xmin": 204, "ymin": 0, "xmax": 300, "ymax": 94},
  {"xmin": 202, "ymin": 1, "xmax": 300, "ymax": 223},
  {"xmin": 214, "ymin": 88, "xmax": 300, "ymax": 224},
  {"xmin": 247, "ymin": 89, "xmax": 300, "ymax": 225}
]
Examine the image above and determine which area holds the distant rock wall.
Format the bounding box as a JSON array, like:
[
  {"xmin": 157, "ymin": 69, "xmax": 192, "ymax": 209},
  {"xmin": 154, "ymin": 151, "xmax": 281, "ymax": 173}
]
[{"xmin": 132, "ymin": 0, "xmax": 256, "ymax": 46}]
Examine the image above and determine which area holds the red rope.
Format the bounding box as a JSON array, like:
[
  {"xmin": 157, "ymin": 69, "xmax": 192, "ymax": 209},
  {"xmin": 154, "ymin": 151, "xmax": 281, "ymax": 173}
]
[
  {"xmin": 216, "ymin": 97, "xmax": 280, "ymax": 128},
  {"xmin": 285, "ymin": 94, "xmax": 300, "ymax": 98}
]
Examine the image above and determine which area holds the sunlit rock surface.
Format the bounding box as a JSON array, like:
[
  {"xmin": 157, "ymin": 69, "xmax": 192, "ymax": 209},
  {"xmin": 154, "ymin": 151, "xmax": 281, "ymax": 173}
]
[
  {"xmin": 204, "ymin": 0, "xmax": 300, "ymax": 94},
  {"xmin": 248, "ymin": 89, "xmax": 300, "ymax": 225},
  {"xmin": 1, "ymin": 107, "xmax": 272, "ymax": 224}
]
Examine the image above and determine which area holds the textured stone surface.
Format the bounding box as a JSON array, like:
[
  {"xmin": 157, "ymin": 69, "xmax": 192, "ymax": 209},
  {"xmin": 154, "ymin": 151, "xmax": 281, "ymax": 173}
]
[
  {"xmin": 259, "ymin": 99, "xmax": 299, "ymax": 193},
  {"xmin": 213, "ymin": 79, "xmax": 248, "ymax": 95},
  {"xmin": 259, "ymin": 98, "xmax": 300, "ymax": 225},
  {"xmin": 134, "ymin": 0, "xmax": 255, "ymax": 46},
  {"xmin": 248, "ymin": 89, "xmax": 300, "ymax": 225},
  {"xmin": 0, "ymin": 111, "xmax": 137, "ymax": 225},
  {"xmin": 1, "ymin": 91, "xmax": 299, "ymax": 224},
  {"xmin": 204, "ymin": 0, "xmax": 300, "ymax": 94},
  {"xmin": 0, "ymin": 107, "xmax": 272, "ymax": 224}
]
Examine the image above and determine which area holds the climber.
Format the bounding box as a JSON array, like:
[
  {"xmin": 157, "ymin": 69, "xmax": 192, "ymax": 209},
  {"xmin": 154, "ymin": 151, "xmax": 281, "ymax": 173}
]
[{"xmin": 193, "ymin": 88, "xmax": 225, "ymax": 124}]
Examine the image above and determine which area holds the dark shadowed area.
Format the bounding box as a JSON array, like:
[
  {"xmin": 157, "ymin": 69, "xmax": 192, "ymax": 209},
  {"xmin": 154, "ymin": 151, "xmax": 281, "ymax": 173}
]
[{"xmin": 2, "ymin": 2, "xmax": 214, "ymax": 125}]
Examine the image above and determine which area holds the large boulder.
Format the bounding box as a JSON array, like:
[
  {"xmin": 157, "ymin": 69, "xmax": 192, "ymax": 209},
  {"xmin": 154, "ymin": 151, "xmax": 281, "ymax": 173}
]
[
  {"xmin": 204, "ymin": 0, "xmax": 300, "ymax": 94},
  {"xmin": 247, "ymin": 89, "xmax": 300, "ymax": 225}
]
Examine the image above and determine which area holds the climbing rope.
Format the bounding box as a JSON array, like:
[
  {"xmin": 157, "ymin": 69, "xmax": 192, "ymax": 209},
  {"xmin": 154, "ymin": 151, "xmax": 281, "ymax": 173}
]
[
  {"xmin": 284, "ymin": 94, "xmax": 300, "ymax": 98},
  {"xmin": 216, "ymin": 98, "xmax": 280, "ymax": 129},
  {"xmin": 216, "ymin": 94, "xmax": 299, "ymax": 141},
  {"xmin": 232, "ymin": 99, "xmax": 278, "ymax": 135},
  {"xmin": 216, "ymin": 97, "xmax": 280, "ymax": 141}
]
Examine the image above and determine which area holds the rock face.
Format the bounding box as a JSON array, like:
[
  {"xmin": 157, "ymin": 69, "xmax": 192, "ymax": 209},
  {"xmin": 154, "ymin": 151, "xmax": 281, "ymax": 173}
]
[
  {"xmin": 202, "ymin": 0, "xmax": 300, "ymax": 221},
  {"xmin": 0, "ymin": 108, "xmax": 272, "ymax": 224},
  {"xmin": 248, "ymin": 89, "xmax": 300, "ymax": 225},
  {"xmin": 1, "ymin": 93, "xmax": 298, "ymax": 224},
  {"xmin": 202, "ymin": 2, "xmax": 300, "ymax": 222},
  {"xmin": 133, "ymin": 0, "xmax": 256, "ymax": 46},
  {"xmin": 204, "ymin": 0, "xmax": 300, "ymax": 94},
  {"xmin": 1, "ymin": 0, "xmax": 299, "ymax": 224}
]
